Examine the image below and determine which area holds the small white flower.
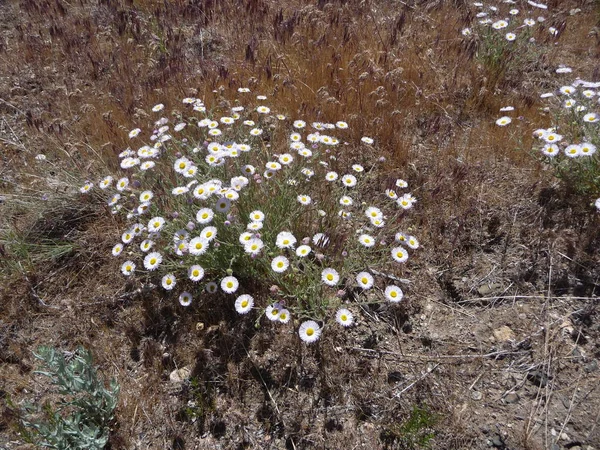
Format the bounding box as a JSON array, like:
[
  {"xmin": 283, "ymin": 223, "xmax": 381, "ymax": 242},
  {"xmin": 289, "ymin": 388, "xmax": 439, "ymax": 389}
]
[
  {"xmin": 235, "ymin": 295, "xmax": 254, "ymax": 314},
  {"xmin": 356, "ymin": 271, "xmax": 374, "ymax": 289},
  {"xmin": 188, "ymin": 265, "xmax": 205, "ymax": 282},
  {"xmin": 161, "ymin": 274, "xmax": 176, "ymax": 290},
  {"xmin": 221, "ymin": 276, "xmax": 239, "ymax": 294},
  {"xmin": 385, "ymin": 285, "xmax": 404, "ymax": 302},
  {"xmin": 496, "ymin": 116, "xmax": 512, "ymax": 126},
  {"xmin": 296, "ymin": 245, "xmax": 311, "ymax": 257},
  {"xmin": 297, "ymin": 194, "xmax": 312, "ymax": 205},
  {"xmin": 196, "ymin": 208, "xmax": 214, "ymax": 224},
  {"xmin": 299, "ymin": 320, "xmax": 321, "ymax": 344},
  {"xmin": 271, "ymin": 256, "xmax": 290, "ymax": 273},
  {"xmin": 321, "ymin": 268, "xmax": 340, "ymax": 286},
  {"xmin": 392, "ymin": 246, "xmax": 409, "ymax": 263},
  {"xmin": 144, "ymin": 252, "xmax": 162, "ymax": 271},
  {"xmin": 179, "ymin": 292, "xmax": 193, "ymax": 306},
  {"xmin": 336, "ymin": 308, "xmax": 354, "ymax": 327},
  {"xmin": 358, "ymin": 234, "xmax": 375, "ymax": 247},
  {"xmin": 121, "ymin": 261, "xmax": 135, "ymax": 276}
]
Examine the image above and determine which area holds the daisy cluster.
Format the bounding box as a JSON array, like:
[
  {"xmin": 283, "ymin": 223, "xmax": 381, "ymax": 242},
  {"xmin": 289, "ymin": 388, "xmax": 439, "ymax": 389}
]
[
  {"xmin": 533, "ymin": 80, "xmax": 599, "ymax": 159},
  {"xmin": 81, "ymin": 91, "xmax": 420, "ymax": 344},
  {"xmin": 461, "ymin": 0, "xmax": 554, "ymax": 42}
]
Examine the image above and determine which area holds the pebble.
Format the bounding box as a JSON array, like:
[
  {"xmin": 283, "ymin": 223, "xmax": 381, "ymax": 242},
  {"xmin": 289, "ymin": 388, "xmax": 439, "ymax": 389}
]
[
  {"xmin": 584, "ymin": 360, "xmax": 598, "ymax": 373},
  {"xmin": 493, "ymin": 326, "xmax": 516, "ymax": 342},
  {"xmin": 503, "ymin": 393, "xmax": 519, "ymax": 404},
  {"xmin": 169, "ymin": 366, "xmax": 192, "ymax": 383},
  {"xmin": 471, "ymin": 390, "xmax": 483, "ymax": 401}
]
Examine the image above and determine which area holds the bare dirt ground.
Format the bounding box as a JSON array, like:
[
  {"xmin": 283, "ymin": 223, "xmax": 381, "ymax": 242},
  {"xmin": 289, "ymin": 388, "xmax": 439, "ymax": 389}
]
[{"xmin": 1, "ymin": 0, "xmax": 599, "ymax": 449}]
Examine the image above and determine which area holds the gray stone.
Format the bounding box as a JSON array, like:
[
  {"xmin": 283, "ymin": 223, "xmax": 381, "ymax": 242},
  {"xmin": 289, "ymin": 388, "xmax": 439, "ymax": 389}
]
[
  {"xmin": 585, "ymin": 360, "xmax": 598, "ymax": 373},
  {"xmin": 503, "ymin": 393, "xmax": 519, "ymax": 404}
]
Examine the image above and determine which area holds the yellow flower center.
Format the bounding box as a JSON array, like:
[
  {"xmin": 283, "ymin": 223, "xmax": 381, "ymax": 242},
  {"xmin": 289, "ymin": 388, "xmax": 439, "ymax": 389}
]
[
  {"xmin": 196, "ymin": 243, "xmax": 202, "ymax": 249},
  {"xmin": 150, "ymin": 258, "xmax": 156, "ymax": 265},
  {"xmin": 227, "ymin": 282, "xmax": 233, "ymax": 288},
  {"xmin": 193, "ymin": 270, "xmax": 199, "ymax": 277},
  {"xmin": 166, "ymin": 279, "xmax": 172, "ymax": 285},
  {"xmin": 391, "ymin": 291, "xmax": 397, "ymax": 298},
  {"xmin": 306, "ymin": 328, "xmax": 314, "ymax": 336},
  {"xmin": 241, "ymin": 300, "xmax": 248, "ymax": 308},
  {"xmin": 341, "ymin": 315, "xmax": 347, "ymax": 321},
  {"xmin": 179, "ymin": 163, "xmax": 186, "ymax": 169},
  {"xmin": 326, "ymin": 274, "xmax": 333, "ymax": 281},
  {"xmin": 361, "ymin": 277, "xmax": 368, "ymax": 284}
]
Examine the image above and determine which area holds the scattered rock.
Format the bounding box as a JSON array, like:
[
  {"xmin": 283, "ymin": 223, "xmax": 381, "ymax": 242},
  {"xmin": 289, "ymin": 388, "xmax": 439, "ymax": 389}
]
[
  {"xmin": 527, "ymin": 370, "xmax": 548, "ymax": 388},
  {"xmin": 493, "ymin": 326, "xmax": 516, "ymax": 342},
  {"xmin": 169, "ymin": 366, "xmax": 192, "ymax": 383},
  {"xmin": 471, "ymin": 390, "xmax": 483, "ymax": 401},
  {"xmin": 489, "ymin": 434, "xmax": 505, "ymax": 448},
  {"xmin": 570, "ymin": 8, "xmax": 581, "ymax": 15},
  {"xmin": 584, "ymin": 360, "xmax": 598, "ymax": 373},
  {"xmin": 550, "ymin": 444, "xmax": 560, "ymax": 450},
  {"xmin": 478, "ymin": 283, "xmax": 504, "ymax": 296},
  {"xmin": 503, "ymin": 393, "xmax": 519, "ymax": 404}
]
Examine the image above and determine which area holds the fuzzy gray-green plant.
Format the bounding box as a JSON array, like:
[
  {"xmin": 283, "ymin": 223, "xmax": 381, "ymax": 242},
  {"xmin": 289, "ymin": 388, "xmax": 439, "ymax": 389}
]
[{"xmin": 20, "ymin": 346, "xmax": 119, "ymax": 450}]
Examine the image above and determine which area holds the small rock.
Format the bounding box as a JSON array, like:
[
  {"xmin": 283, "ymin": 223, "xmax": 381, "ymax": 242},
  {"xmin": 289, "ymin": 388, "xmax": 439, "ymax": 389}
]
[
  {"xmin": 503, "ymin": 393, "xmax": 519, "ymax": 404},
  {"xmin": 489, "ymin": 434, "xmax": 505, "ymax": 448},
  {"xmin": 550, "ymin": 444, "xmax": 560, "ymax": 450},
  {"xmin": 493, "ymin": 326, "xmax": 516, "ymax": 342},
  {"xmin": 478, "ymin": 283, "xmax": 503, "ymax": 296},
  {"xmin": 570, "ymin": 8, "xmax": 581, "ymax": 15},
  {"xmin": 527, "ymin": 370, "xmax": 548, "ymax": 387},
  {"xmin": 169, "ymin": 366, "xmax": 192, "ymax": 383},
  {"xmin": 584, "ymin": 360, "xmax": 598, "ymax": 373},
  {"xmin": 471, "ymin": 390, "xmax": 483, "ymax": 401},
  {"xmin": 560, "ymin": 432, "xmax": 570, "ymax": 441}
]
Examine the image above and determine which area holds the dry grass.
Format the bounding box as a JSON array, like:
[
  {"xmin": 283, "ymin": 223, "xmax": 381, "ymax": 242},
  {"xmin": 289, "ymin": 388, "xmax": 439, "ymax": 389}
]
[{"xmin": 1, "ymin": 0, "xmax": 600, "ymax": 448}]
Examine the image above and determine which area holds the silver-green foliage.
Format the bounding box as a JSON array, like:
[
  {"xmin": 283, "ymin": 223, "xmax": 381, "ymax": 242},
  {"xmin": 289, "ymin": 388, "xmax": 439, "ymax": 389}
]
[{"xmin": 20, "ymin": 346, "xmax": 119, "ymax": 450}]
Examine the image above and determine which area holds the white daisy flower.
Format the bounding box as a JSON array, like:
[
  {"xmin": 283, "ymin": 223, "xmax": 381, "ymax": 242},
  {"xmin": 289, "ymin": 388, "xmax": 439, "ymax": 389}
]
[
  {"xmin": 188, "ymin": 265, "xmax": 205, "ymax": 282},
  {"xmin": 235, "ymin": 294, "xmax": 254, "ymax": 314},
  {"xmin": 256, "ymin": 105, "xmax": 270, "ymax": 114},
  {"xmin": 326, "ymin": 171, "xmax": 339, "ymax": 182},
  {"xmin": 299, "ymin": 320, "xmax": 321, "ymax": 344},
  {"xmin": 352, "ymin": 164, "xmax": 364, "ymax": 173},
  {"xmin": 121, "ymin": 231, "xmax": 134, "ymax": 244},
  {"xmin": 580, "ymin": 143, "xmax": 596, "ymax": 156},
  {"xmin": 178, "ymin": 292, "xmax": 192, "ymax": 306},
  {"xmin": 161, "ymin": 274, "xmax": 176, "ymax": 290},
  {"xmin": 583, "ymin": 113, "xmax": 598, "ymax": 123},
  {"xmin": 143, "ymin": 252, "xmax": 162, "ymax": 271},
  {"xmin": 312, "ymin": 233, "xmax": 329, "ymax": 247},
  {"xmin": 321, "ymin": 268, "xmax": 340, "ymax": 286},
  {"xmin": 139, "ymin": 190, "xmax": 154, "ymax": 203},
  {"xmin": 112, "ymin": 243, "xmax": 123, "ymax": 256},
  {"xmin": 152, "ymin": 103, "xmax": 164, "ymax": 112},
  {"xmin": 265, "ymin": 303, "xmax": 281, "ymax": 321},
  {"xmin": 244, "ymin": 238, "xmax": 264, "ymax": 255},
  {"xmin": 406, "ymin": 236, "xmax": 420, "ymax": 249},
  {"xmin": 542, "ymin": 144, "xmax": 559, "ymax": 157},
  {"xmin": 391, "ymin": 246, "xmax": 409, "ymax": 263},
  {"xmin": 297, "ymin": 194, "xmax": 312, "ymax": 205},
  {"xmin": 200, "ymin": 226, "xmax": 217, "ymax": 242},
  {"xmin": 361, "ymin": 136, "xmax": 374, "ymax": 144},
  {"xmin": 496, "ymin": 116, "xmax": 512, "ymax": 126},
  {"xmin": 80, "ymin": 182, "xmax": 93, "ymax": 193},
  {"xmin": 278, "ymin": 309, "xmax": 291, "ymax": 324},
  {"xmin": 247, "ymin": 221, "xmax": 263, "ymax": 231},
  {"xmin": 140, "ymin": 239, "xmax": 154, "ymax": 252},
  {"xmin": 98, "ymin": 176, "xmax": 113, "ymax": 190},
  {"xmin": 365, "ymin": 206, "xmax": 383, "ymax": 220},
  {"xmin": 358, "ymin": 234, "xmax": 375, "ymax": 248},
  {"xmin": 356, "ymin": 271, "xmax": 374, "ymax": 289},
  {"xmin": 335, "ymin": 308, "xmax": 354, "ymax": 327},
  {"xmin": 147, "ymin": 217, "xmax": 166, "ymax": 233},
  {"xmin": 196, "ymin": 208, "xmax": 214, "ymax": 224},
  {"xmin": 276, "ymin": 231, "xmax": 297, "ymax": 249},
  {"xmin": 189, "ymin": 237, "xmax": 209, "ymax": 255},
  {"xmin": 271, "ymin": 256, "xmax": 290, "ymax": 273},
  {"xmin": 206, "ymin": 282, "xmax": 218, "ymax": 294},
  {"xmin": 340, "ymin": 195, "xmax": 353, "ymax": 206},
  {"xmin": 249, "ymin": 210, "xmax": 265, "ymax": 222},
  {"xmin": 385, "ymin": 285, "xmax": 404, "ymax": 302},
  {"xmin": 293, "ymin": 120, "xmax": 306, "ymax": 129},
  {"xmin": 296, "ymin": 245, "xmax": 311, "ymax": 257},
  {"xmin": 342, "ymin": 174, "xmax": 357, "ymax": 187},
  {"xmin": 221, "ymin": 276, "xmax": 239, "ymax": 294},
  {"xmin": 215, "ymin": 197, "xmax": 231, "ymax": 213},
  {"xmin": 565, "ymin": 144, "xmax": 581, "ymax": 158},
  {"xmin": 121, "ymin": 261, "xmax": 135, "ymax": 276}
]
